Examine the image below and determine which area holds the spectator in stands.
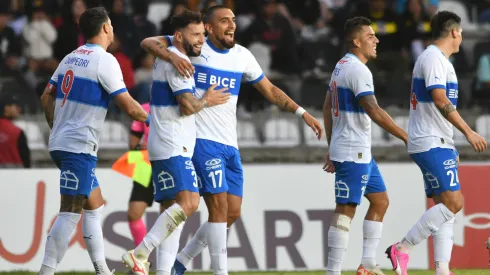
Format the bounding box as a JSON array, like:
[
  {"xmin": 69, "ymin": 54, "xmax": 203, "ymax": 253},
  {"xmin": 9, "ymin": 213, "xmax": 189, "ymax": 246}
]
[
  {"xmin": 107, "ymin": 0, "xmax": 137, "ymax": 58},
  {"xmin": 401, "ymin": 0, "xmax": 431, "ymax": 66},
  {"xmin": 355, "ymin": 0, "xmax": 408, "ymax": 103},
  {"xmin": 160, "ymin": 0, "xmax": 186, "ymax": 35},
  {"xmin": 53, "ymin": 0, "xmax": 86, "ymax": 62},
  {"xmin": 395, "ymin": 0, "xmax": 439, "ymax": 16},
  {"xmin": 23, "ymin": 4, "xmax": 58, "ymax": 88},
  {"xmin": 108, "ymin": 34, "xmax": 135, "ymax": 91},
  {"xmin": 477, "ymin": 0, "xmax": 490, "ymax": 23},
  {"xmin": 130, "ymin": 0, "xmax": 156, "ymax": 63},
  {"xmin": 0, "ymin": 93, "xmax": 31, "ymax": 168},
  {"xmin": 240, "ymin": 0, "xmax": 301, "ymax": 76},
  {"xmin": 132, "ymin": 52, "xmax": 154, "ymax": 103},
  {"xmin": 0, "ymin": 6, "xmax": 21, "ymax": 75}
]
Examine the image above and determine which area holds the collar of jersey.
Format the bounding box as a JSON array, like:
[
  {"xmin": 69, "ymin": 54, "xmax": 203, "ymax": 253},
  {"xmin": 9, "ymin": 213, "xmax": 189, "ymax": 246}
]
[
  {"xmin": 85, "ymin": 43, "xmax": 102, "ymax": 49},
  {"xmin": 345, "ymin": 53, "xmax": 360, "ymax": 61},
  {"xmin": 429, "ymin": 44, "xmax": 447, "ymax": 59},
  {"xmin": 206, "ymin": 39, "xmax": 230, "ymax": 54}
]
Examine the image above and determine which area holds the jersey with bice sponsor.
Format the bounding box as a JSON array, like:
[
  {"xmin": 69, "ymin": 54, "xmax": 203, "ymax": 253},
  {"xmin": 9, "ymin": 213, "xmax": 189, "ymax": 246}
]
[
  {"xmin": 48, "ymin": 44, "xmax": 127, "ymax": 156},
  {"xmin": 328, "ymin": 53, "xmax": 374, "ymax": 164},
  {"xmin": 408, "ymin": 45, "xmax": 458, "ymax": 153},
  {"xmin": 148, "ymin": 46, "xmax": 197, "ymax": 161},
  {"xmin": 166, "ymin": 37, "xmax": 264, "ymax": 148}
]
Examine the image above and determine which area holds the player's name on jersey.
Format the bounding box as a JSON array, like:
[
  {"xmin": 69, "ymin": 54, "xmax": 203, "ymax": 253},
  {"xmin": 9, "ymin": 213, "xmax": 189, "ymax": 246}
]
[{"xmin": 64, "ymin": 56, "xmax": 90, "ymax": 68}]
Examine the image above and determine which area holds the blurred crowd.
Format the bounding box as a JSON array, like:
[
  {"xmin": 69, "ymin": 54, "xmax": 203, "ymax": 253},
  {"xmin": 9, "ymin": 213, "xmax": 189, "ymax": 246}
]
[{"xmin": 0, "ymin": 0, "xmax": 490, "ymax": 118}]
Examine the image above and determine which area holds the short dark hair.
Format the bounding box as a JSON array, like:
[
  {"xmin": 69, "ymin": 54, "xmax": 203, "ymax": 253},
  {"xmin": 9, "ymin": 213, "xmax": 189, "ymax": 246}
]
[
  {"xmin": 344, "ymin": 16, "xmax": 372, "ymax": 44},
  {"xmin": 202, "ymin": 5, "xmax": 227, "ymax": 23},
  {"xmin": 79, "ymin": 7, "xmax": 109, "ymax": 40},
  {"xmin": 171, "ymin": 9, "xmax": 203, "ymax": 31},
  {"xmin": 430, "ymin": 11, "xmax": 461, "ymax": 40}
]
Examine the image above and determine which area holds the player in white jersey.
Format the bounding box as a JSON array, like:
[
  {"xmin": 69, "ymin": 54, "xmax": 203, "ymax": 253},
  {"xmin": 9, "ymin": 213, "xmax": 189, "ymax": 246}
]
[
  {"xmin": 322, "ymin": 17, "xmax": 408, "ymax": 275},
  {"xmin": 121, "ymin": 10, "xmax": 230, "ymax": 275},
  {"xmin": 140, "ymin": 5, "xmax": 323, "ymax": 275},
  {"xmin": 386, "ymin": 11, "xmax": 487, "ymax": 275},
  {"xmin": 38, "ymin": 7, "xmax": 149, "ymax": 275}
]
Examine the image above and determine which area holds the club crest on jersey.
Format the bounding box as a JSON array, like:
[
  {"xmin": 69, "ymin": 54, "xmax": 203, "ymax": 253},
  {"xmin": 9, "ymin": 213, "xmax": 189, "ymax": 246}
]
[{"xmin": 358, "ymin": 152, "xmax": 362, "ymax": 159}]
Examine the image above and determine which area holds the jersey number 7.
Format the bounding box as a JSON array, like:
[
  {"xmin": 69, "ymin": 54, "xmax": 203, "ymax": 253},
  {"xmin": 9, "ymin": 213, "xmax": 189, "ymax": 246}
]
[{"xmin": 61, "ymin": 70, "xmax": 75, "ymax": 107}]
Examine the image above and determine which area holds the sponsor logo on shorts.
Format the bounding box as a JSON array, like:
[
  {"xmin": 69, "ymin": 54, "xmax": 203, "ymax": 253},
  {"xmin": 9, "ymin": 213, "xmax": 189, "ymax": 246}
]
[
  {"xmin": 443, "ymin": 159, "xmax": 456, "ymax": 169},
  {"xmin": 205, "ymin": 158, "xmax": 222, "ymax": 170},
  {"xmin": 361, "ymin": 174, "xmax": 368, "ymax": 184},
  {"xmin": 60, "ymin": 170, "xmax": 79, "ymax": 190}
]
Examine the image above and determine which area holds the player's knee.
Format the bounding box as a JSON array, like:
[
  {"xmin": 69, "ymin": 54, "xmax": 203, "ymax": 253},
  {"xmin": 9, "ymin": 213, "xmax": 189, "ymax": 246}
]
[
  {"xmin": 330, "ymin": 213, "xmax": 352, "ymax": 232},
  {"xmin": 227, "ymin": 209, "xmax": 241, "ymax": 226},
  {"xmin": 127, "ymin": 209, "xmax": 143, "ymax": 221},
  {"xmin": 205, "ymin": 193, "xmax": 228, "ymax": 221},
  {"xmin": 445, "ymin": 197, "xmax": 463, "ymax": 214},
  {"xmin": 374, "ymin": 197, "xmax": 389, "ymax": 212}
]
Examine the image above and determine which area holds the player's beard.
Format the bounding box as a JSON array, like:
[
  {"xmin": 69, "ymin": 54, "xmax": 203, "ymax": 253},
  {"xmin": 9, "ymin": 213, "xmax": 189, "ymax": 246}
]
[
  {"xmin": 217, "ymin": 35, "xmax": 235, "ymax": 49},
  {"xmin": 184, "ymin": 40, "xmax": 201, "ymax": 57}
]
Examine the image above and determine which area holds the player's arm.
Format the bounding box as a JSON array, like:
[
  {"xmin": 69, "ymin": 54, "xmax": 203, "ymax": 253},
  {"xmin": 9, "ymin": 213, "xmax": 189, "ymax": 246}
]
[
  {"xmin": 359, "ymin": 95, "xmax": 408, "ymax": 145},
  {"xmin": 40, "ymin": 83, "xmax": 56, "ymax": 129},
  {"xmin": 323, "ymin": 89, "xmax": 333, "ymax": 146},
  {"xmin": 431, "ymin": 89, "xmax": 487, "ymax": 152},
  {"xmin": 140, "ymin": 36, "xmax": 194, "ymax": 78},
  {"xmin": 114, "ymin": 93, "xmax": 149, "ymax": 122},
  {"xmin": 253, "ymin": 77, "xmax": 323, "ymax": 139},
  {"xmin": 176, "ymin": 84, "xmax": 230, "ymax": 116}
]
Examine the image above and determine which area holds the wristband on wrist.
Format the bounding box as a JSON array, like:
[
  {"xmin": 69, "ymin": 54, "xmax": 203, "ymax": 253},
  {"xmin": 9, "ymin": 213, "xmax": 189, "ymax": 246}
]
[{"xmin": 295, "ymin": 107, "xmax": 306, "ymax": 117}]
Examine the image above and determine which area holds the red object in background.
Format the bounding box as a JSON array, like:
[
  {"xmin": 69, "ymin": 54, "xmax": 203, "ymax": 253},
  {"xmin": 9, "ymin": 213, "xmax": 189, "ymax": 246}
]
[{"xmin": 427, "ymin": 165, "xmax": 490, "ymax": 269}]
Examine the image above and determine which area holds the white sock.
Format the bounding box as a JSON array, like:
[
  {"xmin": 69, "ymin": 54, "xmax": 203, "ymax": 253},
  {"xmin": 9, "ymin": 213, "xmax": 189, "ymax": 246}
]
[
  {"xmin": 433, "ymin": 218, "xmax": 454, "ymax": 275},
  {"xmin": 362, "ymin": 220, "xmax": 382, "ymax": 268},
  {"xmin": 40, "ymin": 212, "xmax": 81, "ymax": 271},
  {"xmin": 134, "ymin": 203, "xmax": 187, "ymax": 260},
  {"xmin": 38, "ymin": 265, "xmax": 56, "ymax": 275},
  {"xmin": 208, "ymin": 222, "xmax": 228, "ymax": 275},
  {"xmin": 398, "ymin": 203, "xmax": 455, "ymax": 253},
  {"xmin": 327, "ymin": 226, "xmax": 349, "ymax": 275},
  {"xmin": 83, "ymin": 205, "xmax": 112, "ymax": 274},
  {"xmin": 176, "ymin": 221, "xmax": 209, "ymax": 267},
  {"xmin": 156, "ymin": 222, "xmax": 185, "ymax": 275}
]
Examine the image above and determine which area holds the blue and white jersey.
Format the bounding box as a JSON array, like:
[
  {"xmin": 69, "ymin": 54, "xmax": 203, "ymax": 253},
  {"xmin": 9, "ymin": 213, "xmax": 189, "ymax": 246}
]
[
  {"xmin": 328, "ymin": 53, "xmax": 374, "ymax": 164},
  {"xmin": 166, "ymin": 37, "xmax": 264, "ymax": 148},
  {"xmin": 148, "ymin": 46, "xmax": 197, "ymax": 161},
  {"xmin": 408, "ymin": 45, "xmax": 458, "ymax": 153},
  {"xmin": 48, "ymin": 44, "xmax": 127, "ymax": 156}
]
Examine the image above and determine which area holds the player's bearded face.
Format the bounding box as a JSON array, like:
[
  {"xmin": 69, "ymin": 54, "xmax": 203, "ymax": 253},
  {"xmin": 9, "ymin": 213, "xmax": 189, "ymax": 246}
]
[
  {"xmin": 360, "ymin": 26, "xmax": 378, "ymax": 60},
  {"xmin": 183, "ymin": 23, "xmax": 205, "ymax": 57},
  {"xmin": 210, "ymin": 9, "xmax": 236, "ymax": 49}
]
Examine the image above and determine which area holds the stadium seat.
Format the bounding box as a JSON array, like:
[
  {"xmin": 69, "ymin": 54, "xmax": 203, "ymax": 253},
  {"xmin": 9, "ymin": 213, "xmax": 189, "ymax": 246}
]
[
  {"xmin": 304, "ymin": 117, "xmax": 328, "ymax": 147},
  {"xmin": 476, "ymin": 115, "xmax": 490, "ymax": 140},
  {"xmin": 13, "ymin": 120, "xmax": 46, "ymax": 150},
  {"xmin": 237, "ymin": 120, "xmax": 261, "ymax": 148},
  {"xmin": 438, "ymin": 0, "xmax": 478, "ymax": 31},
  {"xmin": 147, "ymin": 3, "xmax": 171, "ymax": 31},
  {"xmin": 263, "ymin": 118, "xmax": 301, "ymax": 147},
  {"xmin": 99, "ymin": 121, "xmax": 129, "ymax": 149}
]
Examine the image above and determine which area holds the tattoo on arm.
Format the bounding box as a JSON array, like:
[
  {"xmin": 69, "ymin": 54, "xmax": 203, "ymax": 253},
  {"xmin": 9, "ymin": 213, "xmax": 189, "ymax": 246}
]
[
  {"xmin": 437, "ymin": 103, "xmax": 456, "ymax": 118},
  {"xmin": 177, "ymin": 93, "xmax": 207, "ymax": 115},
  {"xmin": 272, "ymin": 86, "xmax": 296, "ymax": 113},
  {"xmin": 358, "ymin": 95, "xmax": 379, "ymax": 112},
  {"xmin": 60, "ymin": 194, "xmax": 87, "ymax": 213}
]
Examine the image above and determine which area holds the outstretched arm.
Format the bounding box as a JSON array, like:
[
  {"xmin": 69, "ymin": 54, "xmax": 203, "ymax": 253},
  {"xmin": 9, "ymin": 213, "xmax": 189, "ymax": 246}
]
[
  {"xmin": 253, "ymin": 77, "xmax": 323, "ymax": 139},
  {"xmin": 40, "ymin": 84, "xmax": 56, "ymax": 129}
]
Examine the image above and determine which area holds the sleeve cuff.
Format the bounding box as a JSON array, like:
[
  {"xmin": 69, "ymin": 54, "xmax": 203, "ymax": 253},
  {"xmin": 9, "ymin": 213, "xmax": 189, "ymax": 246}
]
[
  {"xmin": 110, "ymin": 87, "xmax": 128, "ymax": 98},
  {"xmin": 49, "ymin": 79, "xmax": 57, "ymax": 87},
  {"xmin": 174, "ymin": 88, "xmax": 194, "ymax": 96},
  {"xmin": 165, "ymin": 36, "xmax": 173, "ymax": 46},
  {"xmin": 355, "ymin": 91, "xmax": 374, "ymax": 99},
  {"xmin": 427, "ymin": 84, "xmax": 446, "ymax": 91},
  {"xmin": 247, "ymin": 73, "xmax": 265, "ymax": 85}
]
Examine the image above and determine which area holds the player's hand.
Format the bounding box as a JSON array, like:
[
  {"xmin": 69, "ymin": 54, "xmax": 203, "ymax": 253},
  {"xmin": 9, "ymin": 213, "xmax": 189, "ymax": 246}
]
[
  {"xmin": 466, "ymin": 130, "xmax": 487, "ymax": 153},
  {"xmin": 170, "ymin": 52, "xmax": 195, "ymax": 78},
  {"xmin": 323, "ymin": 152, "xmax": 335, "ymax": 173},
  {"xmin": 302, "ymin": 112, "xmax": 323, "ymax": 140},
  {"xmin": 204, "ymin": 84, "xmax": 231, "ymax": 107}
]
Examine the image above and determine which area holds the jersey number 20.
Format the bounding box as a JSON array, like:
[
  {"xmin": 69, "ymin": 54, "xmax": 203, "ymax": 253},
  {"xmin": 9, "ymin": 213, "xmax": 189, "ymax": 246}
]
[
  {"xmin": 331, "ymin": 81, "xmax": 339, "ymax": 117},
  {"xmin": 61, "ymin": 70, "xmax": 75, "ymax": 107}
]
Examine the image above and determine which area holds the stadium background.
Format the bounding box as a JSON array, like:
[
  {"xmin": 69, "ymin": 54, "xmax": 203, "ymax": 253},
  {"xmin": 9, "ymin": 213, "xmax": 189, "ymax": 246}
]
[{"xmin": 1, "ymin": 0, "xmax": 490, "ymax": 273}]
